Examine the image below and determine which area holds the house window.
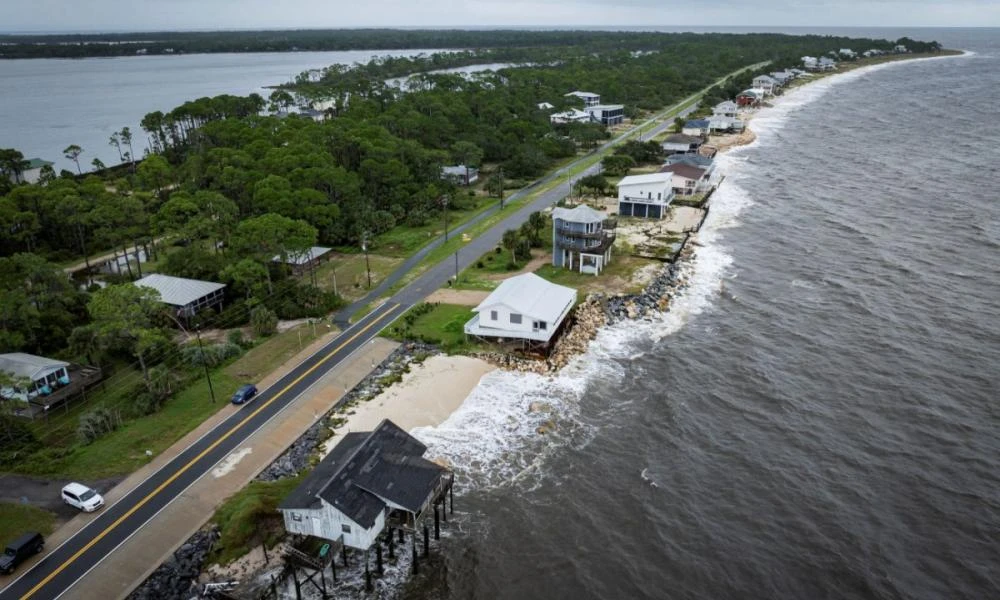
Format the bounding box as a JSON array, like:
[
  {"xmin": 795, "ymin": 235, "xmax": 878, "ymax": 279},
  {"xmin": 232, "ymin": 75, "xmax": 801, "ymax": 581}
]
[
  {"xmin": 342, "ymin": 524, "xmax": 352, "ymax": 534},
  {"xmin": 510, "ymin": 314, "xmax": 522, "ymax": 324},
  {"xmin": 490, "ymin": 310, "xmax": 498, "ymax": 321},
  {"xmin": 291, "ymin": 513, "xmax": 302, "ymax": 522},
  {"xmin": 533, "ymin": 321, "xmax": 548, "ymax": 331}
]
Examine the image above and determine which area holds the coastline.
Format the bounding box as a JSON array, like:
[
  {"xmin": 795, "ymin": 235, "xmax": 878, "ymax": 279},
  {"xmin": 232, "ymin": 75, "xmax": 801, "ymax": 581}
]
[{"xmin": 124, "ymin": 49, "xmax": 971, "ymax": 600}]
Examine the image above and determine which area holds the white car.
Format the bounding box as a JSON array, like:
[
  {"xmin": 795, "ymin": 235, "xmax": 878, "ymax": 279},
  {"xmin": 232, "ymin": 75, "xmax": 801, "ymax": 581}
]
[{"xmin": 61, "ymin": 482, "xmax": 104, "ymax": 512}]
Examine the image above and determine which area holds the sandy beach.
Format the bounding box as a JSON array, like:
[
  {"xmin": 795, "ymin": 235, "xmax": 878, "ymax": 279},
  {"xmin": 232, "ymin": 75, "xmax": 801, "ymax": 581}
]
[{"xmin": 321, "ymin": 354, "xmax": 496, "ymax": 456}]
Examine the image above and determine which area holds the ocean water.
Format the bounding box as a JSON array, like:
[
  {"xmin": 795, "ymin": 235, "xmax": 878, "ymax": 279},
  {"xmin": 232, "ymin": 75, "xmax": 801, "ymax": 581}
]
[{"xmin": 411, "ymin": 32, "xmax": 1000, "ymax": 600}]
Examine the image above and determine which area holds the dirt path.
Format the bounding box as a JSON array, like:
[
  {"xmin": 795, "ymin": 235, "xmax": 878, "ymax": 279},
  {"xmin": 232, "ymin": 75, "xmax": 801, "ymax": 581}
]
[
  {"xmin": 484, "ymin": 252, "xmax": 551, "ymax": 281},
  {"xmin": 425, "ymin": 289, "xmax": 491, "ymax": 306}
]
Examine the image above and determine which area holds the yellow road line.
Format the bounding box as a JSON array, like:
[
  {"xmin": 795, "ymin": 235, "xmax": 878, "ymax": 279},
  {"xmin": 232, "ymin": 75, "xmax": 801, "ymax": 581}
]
[{"xmin": 21, "ymin": 304, "xmax": 401, "ymax": 600}]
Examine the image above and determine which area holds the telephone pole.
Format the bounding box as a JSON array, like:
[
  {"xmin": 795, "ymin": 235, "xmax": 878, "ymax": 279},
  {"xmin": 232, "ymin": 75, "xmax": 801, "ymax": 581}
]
[
  {"xmin": 441, "ymin": 195, "xmax": 449, "ymax": 241},
  {"xmin": 498, "ymin": 166, "xmax": 505, "ymax": 209},
  {"xmin": 362, "ymin": 231, "xmax": 372, "ymax": 289},
  {"xmin": 195, "ymin": 327, "xmax": 216, "ymax": 403}
]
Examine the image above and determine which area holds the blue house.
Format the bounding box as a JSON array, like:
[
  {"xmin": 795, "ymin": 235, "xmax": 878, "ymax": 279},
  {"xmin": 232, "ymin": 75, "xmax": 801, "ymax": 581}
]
[
  {"xmin": 681, "ymin": 119, "xmax": 711, "ymax": 137},
  {"xmin": 552, "ymin": 205, "xmax": 617, "ymax": 275}
]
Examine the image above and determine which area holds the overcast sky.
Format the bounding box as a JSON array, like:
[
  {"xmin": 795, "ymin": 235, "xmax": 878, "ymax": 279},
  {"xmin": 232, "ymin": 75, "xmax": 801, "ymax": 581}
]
[{"xmin": 3, "ymin": 0, "xmax": 997, "ymax": 32}]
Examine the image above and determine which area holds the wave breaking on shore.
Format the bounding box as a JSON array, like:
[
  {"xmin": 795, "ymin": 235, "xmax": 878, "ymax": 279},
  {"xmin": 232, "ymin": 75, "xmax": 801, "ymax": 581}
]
[{"xmin": 412, "ymin": 59, "xmax": 924, "ymax": 494}]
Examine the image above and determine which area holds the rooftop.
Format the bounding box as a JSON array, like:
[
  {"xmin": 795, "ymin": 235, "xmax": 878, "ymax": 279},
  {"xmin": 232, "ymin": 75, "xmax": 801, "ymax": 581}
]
[
  {"xmin": 133, "ymin": 274, "xmax": 225, "ymax": 307},
  {"xmin": 564, "ymin": 90, "xmax": 600, "ymax": 98},
  {"xmin": 25, "ymin": 158, "xmax": 53, "ymax": 169},
  {"xmin": 473, "ymin": 273, "xmax": 576, "ymax": 325},
  {"xmin": 280, "ymin": 420, "xmax": 447, "ymax": 529},
  {"xmin": 552, "ymin": 204, "xmax": 607, "ymax": 225},
  {"xmin": 0, "ymin": 353, "xmax": 69, "ymax": 381},
  {"xmin": 662, "ymin": 133, "xmax": 703, "ymax": 145},
  {"xmin": 659, "ymin": 163, "xmax": 708, "ymax": 180},
  {"xmin": 617, "ymin": 173, "xmax": 673, "ymax": 187},
  {"xmin": 274, "ymin": 246, "xmax": 332, "ymax": 266}
]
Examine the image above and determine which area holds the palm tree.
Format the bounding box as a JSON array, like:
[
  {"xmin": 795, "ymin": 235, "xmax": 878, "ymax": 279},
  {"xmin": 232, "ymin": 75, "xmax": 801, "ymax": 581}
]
[{"xmin": 501, "ymin": 229, "xmax": 519, "ymax": 267}]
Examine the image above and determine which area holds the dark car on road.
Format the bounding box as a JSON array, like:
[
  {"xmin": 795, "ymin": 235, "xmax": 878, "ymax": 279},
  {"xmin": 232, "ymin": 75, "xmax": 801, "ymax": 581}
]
[
  {"xmin": 230, "ymin": 383, "xmax": 258, "ymax": 405},
  {"xmin": 1, "ymin": 531, "xmax": 44, "ymax": 575}
]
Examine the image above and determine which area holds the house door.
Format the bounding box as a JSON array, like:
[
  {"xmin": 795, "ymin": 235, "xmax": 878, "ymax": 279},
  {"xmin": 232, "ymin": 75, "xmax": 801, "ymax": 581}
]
[{"xmin": 312, "ymin": 516, "xmax": 323, "ymax": 537}]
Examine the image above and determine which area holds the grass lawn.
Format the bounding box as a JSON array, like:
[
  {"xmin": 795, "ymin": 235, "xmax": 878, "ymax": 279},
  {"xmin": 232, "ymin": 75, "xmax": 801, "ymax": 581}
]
[
  {"xmin": 533, "ymin": 255, "xmax": 661, "ymax": 295},
  {"xmin": 382, "ymin": 303, "xmax": 480, "ymax": 353},
  {"xmin": 13, "ymin": 324, "xmax": 326, "ymax": 479},
  {"xmin": 313, "ymin": 253, "xmax": 403, "ymax": 303},
  {"xmin": 208, "ymin": 476, "xmax": 301, "ymax": 566},
  {"xmin": 373, "ymin": 196, "xmax": 496, "ymax": 258},
  {"xmin": 0, "ymin": 502, "xmax": 57, "ymax": 549}
]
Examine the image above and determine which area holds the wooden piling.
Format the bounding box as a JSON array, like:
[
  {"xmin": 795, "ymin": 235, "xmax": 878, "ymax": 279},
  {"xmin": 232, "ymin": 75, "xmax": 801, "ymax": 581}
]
[{"xmin": 434, "ymin": 504, "xmax": 441, "ymax": 540}]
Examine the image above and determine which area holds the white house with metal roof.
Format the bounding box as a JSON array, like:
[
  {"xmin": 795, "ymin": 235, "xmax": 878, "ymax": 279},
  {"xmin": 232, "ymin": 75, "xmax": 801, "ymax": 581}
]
[
  {"xmin": 713, "ymin": 101, "xmax": 739, "ymax": 117},
  {"xmin": 464, "ymin": 273, "xmax": 576, "ymax": 346},
  {"xmin": 6, "ymin": 158, "xmax": 54, "ymax": 185},
  {"xmin": 0, "ymin": 353, "xmax": 70, "ymax": 401},
  {"xmin": 617, "ymin": 173, "xmax": 674, "ymax": 219},
  {"xmin": 752, "ymin": 75, "xmax": 777, "ymax": 95},
  {"xmin": 134, "ymin": 273, "xmax": 226, "ymax": 318},
  {"xmin": 273, "ymin": 246, "xmax": 333, "ymax": 274},
  {"xmin": 564, "ymin": 91, "xmax": 601, "ymax": 107}
]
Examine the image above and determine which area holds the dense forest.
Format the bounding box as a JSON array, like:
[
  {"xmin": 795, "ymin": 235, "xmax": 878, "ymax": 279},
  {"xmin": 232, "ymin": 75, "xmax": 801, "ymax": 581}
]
[
  {"xmin": 0, "ymin": 31, "xmax": 941, "ymax": 448},
  {"xmin": 0, "ymin": 28, "xmax": 943, "ymax": 59}
]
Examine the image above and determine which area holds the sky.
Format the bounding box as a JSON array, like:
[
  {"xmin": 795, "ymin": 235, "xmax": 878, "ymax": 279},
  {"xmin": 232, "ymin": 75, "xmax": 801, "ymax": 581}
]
[{"xmin": 2, "ymin": 0, "xmax": 998, "ymax": 32}]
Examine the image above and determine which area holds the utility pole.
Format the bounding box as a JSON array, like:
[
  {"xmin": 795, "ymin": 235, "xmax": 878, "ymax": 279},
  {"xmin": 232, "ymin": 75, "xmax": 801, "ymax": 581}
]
[
  {"xmin": 441, "ymin": 195, "xmax": 449, "ymax": 241},
  {"xmin": 195, "ymin": 327, "xmax": 216, "ymax": 403},
  {"xmin": 454, "ymin": 249, "xmax": 459, "ymax": 282},
  {"xmin": 498, "ymin": 166, "xmax": 505, "ymax": 209},
  {"xmin": 362, "ymin": 231, "xmax": 372, "ymax": 289}
]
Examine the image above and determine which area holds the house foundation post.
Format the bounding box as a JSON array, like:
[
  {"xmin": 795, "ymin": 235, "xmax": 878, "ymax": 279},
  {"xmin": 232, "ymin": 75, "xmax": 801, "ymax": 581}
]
[
  {"xmin": 365, "ymin": 550, "xmax": 373, "ymax": 592},
  {"xmin": 376, "ymin": 540, "xmax": 384, "ymax": 575},
  {"xmin": 388, "ymin": 529, "xmax": 395, "ymax": 559},
  {"xmin": 292, "ymin": 567, "xmax": 302, "ymax": 600},
  {"xmin": 434, "ymin": 504, "xmax": 441, "ymax": 540},
  {"xmin": 412, "ymin": 532, "xmax": 419, "ymax": 575},
  {"xmin": 450, "ymin": 484, "xmax": 454, "ymax": 514},
  {"xmin": 342, "ymin": 544, "xmax": 348, "ymax": 567},
  {"xmin": 423, "ymin": 524, "xmax": 430, "ymax": 557}
]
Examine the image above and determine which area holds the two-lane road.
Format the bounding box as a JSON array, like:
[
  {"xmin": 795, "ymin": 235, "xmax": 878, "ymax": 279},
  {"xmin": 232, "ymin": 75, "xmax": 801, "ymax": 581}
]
[{"xmin": 0, "ymin": 302, "xmax": 407, "ymax": 600}]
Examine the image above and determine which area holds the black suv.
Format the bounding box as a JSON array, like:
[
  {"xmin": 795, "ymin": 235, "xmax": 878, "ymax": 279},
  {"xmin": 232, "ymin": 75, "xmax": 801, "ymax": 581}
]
[{"xmin": 0, "ymin": 532, "xmax": 44, "ymax": 575}]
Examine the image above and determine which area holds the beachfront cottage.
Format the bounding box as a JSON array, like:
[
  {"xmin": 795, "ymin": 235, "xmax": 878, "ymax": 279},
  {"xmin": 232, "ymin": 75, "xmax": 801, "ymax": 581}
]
[
  {"xmin": 133, "ymin": 273, "xmax": 225, "ymax": 319},
  {"xmin": 659, "ymin": 163, "xmax": 711, "ymax": 196},
  {"xmin": 661, "ymin": 133, "xmax": 704, "ymax": 155},
  {"xmin": 664, "ymin": 153, "xmax": 716, "ymax": 179},
  {"xmin": 585, "ymin": 104, "xmax": 625, "ymax": 126},
  {"xmin": 0, "ymin": 352, "xmax": 102, "ymax": 417},
  {"xmin": 564, "ymin": 91, "xmax": 601, "ymax": 107},
  {"xmin": 707, "ymin": 115, "xmax": 744, "ymax": 133},
  {"xmin": 617, "ymin": 173, "xmax": 674, "ymax": 219},
  {"xmin": 278, "ymin": 419, "xmax": 453, "ymax": 552},
  {"xmin": 681, "ymin": 119, "xmax": 711, "ymax": 137},
  {"xmin": 273, "ymin": 246, "xmax": 333, "ymax": 275},
  {"xmin": 464, "ymin": 273, "xmax": 577, "ymax": 348},
  {"xmin": 550, "ymin": 109, "xmax": 594, "ymax": 124},
  {"xmin": 839, "ymin": 48, "xmax": 857, "ymax": 59},
  {"xmin": 802, "ymin": 56, "xmax": 818, "ymax": 69},
  {"xmin": 752, "ymin": 75, "xmax": 777, "ymax": 95},
  {"xmin": 441, "ymin": 164, "xmax": 479, "ymax": 186},
  {"xmin": 552, "ymin": 205, "xmax": 617, "ymax": 275},
  {"xmin": 894, "ymin": 45, "xmax": 908, "ymax": 53},
  {"xmin": 736, "ymin": 89, "xmax": 762, "ymax": 107},
  {"xmin": 713, "ymin": 101, "xmax": 738, "ymax": 118},
  {"xmin": 818, "ymin": 57, "xmax": 837, "ymax": 70},
  {"xmin": 6, "ymin": 158, "xmax": 53, "ymax": 185}
]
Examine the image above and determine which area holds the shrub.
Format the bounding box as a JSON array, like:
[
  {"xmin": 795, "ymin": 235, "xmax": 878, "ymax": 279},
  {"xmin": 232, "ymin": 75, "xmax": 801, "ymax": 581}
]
[
  {"xmin": 182, "ymin": 342, "xmax": 243, "ymax": 368},
  {"xmin": 476, "ymin": 261, "xmax": 485, "ymax": 269},
  {"xmin": 227, "ymin": 329, "xmax": 246, "ymax": 348},
  {"xmin": 250, "ymin": 305, "xmax": 278, "ymax": 337},
  {"xmin": 78, "ymin": 407, "xmax": 122, "ymax": 444}
]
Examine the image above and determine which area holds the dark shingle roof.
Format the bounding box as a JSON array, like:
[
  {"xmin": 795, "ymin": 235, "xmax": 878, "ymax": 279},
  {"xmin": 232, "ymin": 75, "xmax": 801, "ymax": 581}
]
[
  {"xmin": 279, "ymin": 420, "xmax": 446, "ymax": 529},
  {"xmin": 664, "ymin": 154, "xmax": 714, "ymax": 168},
  {"xmin": 659, "ymin": 163, "xmax": 707, "ymax": 180},
  {"xmin": 662, "ymin": 134, "xmax": 703, "ymax": 145}
]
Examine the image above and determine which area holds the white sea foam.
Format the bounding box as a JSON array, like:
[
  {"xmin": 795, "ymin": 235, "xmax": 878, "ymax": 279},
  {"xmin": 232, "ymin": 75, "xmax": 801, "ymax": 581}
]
[{"xmin": 413, "ymin": 60, "xmax": 934, "ymax": 493}]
